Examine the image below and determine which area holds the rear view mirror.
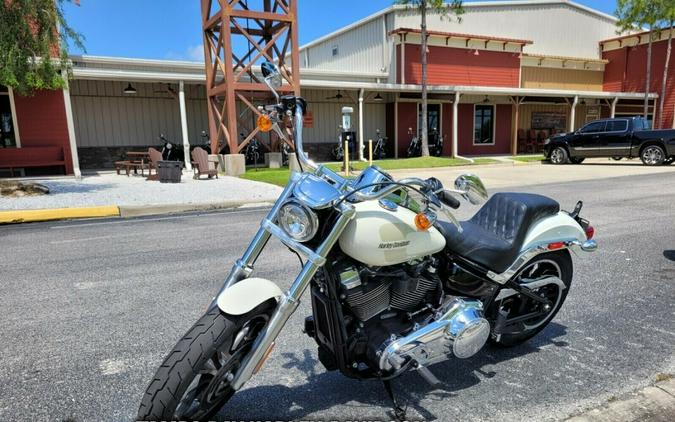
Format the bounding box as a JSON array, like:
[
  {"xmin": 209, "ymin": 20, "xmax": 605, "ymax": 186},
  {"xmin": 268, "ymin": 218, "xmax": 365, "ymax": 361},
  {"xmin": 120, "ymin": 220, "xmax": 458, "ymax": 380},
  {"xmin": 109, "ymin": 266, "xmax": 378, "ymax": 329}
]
[
  {"xmin": 454, "ymin": 174, "xmax": 487, "ymax": 205},
  {"xmin": 260, "ymin": 61, "xmax": 282, "ymax": 101}
]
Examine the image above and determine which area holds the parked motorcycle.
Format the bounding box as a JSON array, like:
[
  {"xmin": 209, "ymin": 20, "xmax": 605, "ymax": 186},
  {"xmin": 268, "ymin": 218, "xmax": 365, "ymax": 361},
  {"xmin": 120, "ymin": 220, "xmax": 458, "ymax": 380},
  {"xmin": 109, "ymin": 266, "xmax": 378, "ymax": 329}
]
[
  {"xmin": 374, "ymin": 128, "xmax": 387, "ymax": 159},
  {"xmin": 158, "ymin": 134, "xmax": 183, "ymax": 162},
  {"xmin": 138, "ymin": 62, "xmax": 598, "ymax": 421},
  {"xmin": 407, "ymin": 127, "xmax": 443, "ymax": 157}
]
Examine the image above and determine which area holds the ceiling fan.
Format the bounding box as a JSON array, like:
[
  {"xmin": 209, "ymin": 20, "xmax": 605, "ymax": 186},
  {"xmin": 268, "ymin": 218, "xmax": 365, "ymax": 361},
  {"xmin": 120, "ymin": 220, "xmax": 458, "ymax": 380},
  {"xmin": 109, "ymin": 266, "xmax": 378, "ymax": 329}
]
[
  {"xmin": 326, "ymin": 90, "xmax": 344, "ymax": 100},
  {"xmin": 154, "ymin": 83, "xmax": 178, "ymax": 99}
]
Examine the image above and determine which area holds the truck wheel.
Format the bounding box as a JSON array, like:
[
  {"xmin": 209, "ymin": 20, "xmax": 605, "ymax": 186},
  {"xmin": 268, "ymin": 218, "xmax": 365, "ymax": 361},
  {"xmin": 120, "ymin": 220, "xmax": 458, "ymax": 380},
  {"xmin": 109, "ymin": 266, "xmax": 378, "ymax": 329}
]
[
  {"xmin": 640, "ymin": 145, "xmax": 666, "ymax": 166},
  {"xmin": 549, "ymin": 147, "xmax": 568, "ymax": 164},
  {"xmin": 569, "ymin": 157, "xmax": 585, "ymax": 164}
]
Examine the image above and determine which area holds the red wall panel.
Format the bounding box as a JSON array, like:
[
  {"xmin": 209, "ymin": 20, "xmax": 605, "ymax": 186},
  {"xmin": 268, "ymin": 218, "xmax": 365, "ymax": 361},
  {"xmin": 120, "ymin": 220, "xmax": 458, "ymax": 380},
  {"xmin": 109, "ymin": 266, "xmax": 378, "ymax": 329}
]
[
  {"xmin": 401, "ymin": 44, "xmax": 520, "ymax": 87},
  {"xmin": 13, "ymin": 89, "xmax": 73, "ymax": 174},
  {"xmin": 397, "ymin": 102, "xmax": 417, "ymax": 157},
  {"xmin": 603, "ymin": 40, "xmax": 675, "ymax": 128},
  {"xmin": 457, "ymin": 104, "xmax": 512, "ymax": 155}
]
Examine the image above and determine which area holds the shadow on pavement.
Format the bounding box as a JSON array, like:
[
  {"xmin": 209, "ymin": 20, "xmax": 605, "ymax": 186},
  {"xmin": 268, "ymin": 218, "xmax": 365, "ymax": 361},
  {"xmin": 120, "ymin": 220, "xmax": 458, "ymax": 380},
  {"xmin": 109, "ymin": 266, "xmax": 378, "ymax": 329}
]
[
  {"xmin": 663, "ymin": 250, "xmax": 675, "ymax": 262},
  {"xmin": 217, "ymin": 322, "xmax": 569, "ymax": 421}
]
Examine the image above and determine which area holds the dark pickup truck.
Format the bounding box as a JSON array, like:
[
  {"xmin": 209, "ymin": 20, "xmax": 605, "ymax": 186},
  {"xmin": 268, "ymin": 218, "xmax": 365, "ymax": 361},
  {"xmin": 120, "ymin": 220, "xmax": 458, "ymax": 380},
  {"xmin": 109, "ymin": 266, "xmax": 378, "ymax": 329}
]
[{"xmin": 544, "ymin": 117, "xmax": 675, "ymax": 166}]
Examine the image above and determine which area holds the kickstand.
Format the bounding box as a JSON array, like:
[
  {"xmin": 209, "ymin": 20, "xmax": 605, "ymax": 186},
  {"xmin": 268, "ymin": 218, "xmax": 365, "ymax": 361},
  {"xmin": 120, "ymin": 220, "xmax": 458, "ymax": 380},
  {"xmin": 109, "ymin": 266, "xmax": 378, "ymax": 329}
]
[{"xmin": 383, "ymin": 379, "xmax": 408, "ymax": 421}]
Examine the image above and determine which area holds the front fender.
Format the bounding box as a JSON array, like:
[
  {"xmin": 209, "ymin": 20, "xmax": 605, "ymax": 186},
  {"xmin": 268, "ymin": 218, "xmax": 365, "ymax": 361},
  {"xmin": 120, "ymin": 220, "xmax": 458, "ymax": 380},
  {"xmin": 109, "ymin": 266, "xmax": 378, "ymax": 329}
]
[{"xmin": 216, "ymin": 277, "xmax": 283, "ymax": 315}]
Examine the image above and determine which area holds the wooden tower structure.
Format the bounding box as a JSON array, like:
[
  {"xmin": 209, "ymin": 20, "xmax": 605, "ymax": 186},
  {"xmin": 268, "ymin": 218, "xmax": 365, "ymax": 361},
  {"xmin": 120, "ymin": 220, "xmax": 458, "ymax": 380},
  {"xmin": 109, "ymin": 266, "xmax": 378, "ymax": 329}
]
[{"xmin": 200, "ymin": 0, "xmax": 301, "ymax": 155}]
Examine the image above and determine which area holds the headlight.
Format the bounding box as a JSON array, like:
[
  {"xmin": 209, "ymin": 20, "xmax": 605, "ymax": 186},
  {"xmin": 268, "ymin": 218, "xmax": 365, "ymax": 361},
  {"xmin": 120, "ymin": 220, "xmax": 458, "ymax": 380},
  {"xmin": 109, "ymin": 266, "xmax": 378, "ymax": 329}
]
[
  {"xmin": 544, "ymin": 138, "xmax": 551, "ymax": 145},
  {"xmin": 278, "ymin": 201, "xmax": 318, "ymax": 242}
]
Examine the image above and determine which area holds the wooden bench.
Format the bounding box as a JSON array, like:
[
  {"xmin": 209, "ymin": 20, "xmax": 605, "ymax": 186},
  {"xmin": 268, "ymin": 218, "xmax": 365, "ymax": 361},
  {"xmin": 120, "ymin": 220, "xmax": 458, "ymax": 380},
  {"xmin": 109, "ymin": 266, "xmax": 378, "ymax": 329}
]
[{"xmin": 0, "ymin": 146, "xmax": 66, "ymax": 177}]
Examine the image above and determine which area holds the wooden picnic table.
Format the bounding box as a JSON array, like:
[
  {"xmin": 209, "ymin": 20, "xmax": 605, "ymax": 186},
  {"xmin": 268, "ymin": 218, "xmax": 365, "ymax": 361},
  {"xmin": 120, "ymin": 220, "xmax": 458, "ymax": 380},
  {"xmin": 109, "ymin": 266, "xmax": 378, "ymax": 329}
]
[{"xmin": 115, "ymin": 151, "xmax": 151, "ymax": 176}]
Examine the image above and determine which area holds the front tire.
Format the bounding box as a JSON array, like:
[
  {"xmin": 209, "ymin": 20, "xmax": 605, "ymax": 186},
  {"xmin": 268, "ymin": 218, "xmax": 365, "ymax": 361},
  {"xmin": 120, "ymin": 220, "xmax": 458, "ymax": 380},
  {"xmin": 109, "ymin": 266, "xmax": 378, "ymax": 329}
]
[
  {"xmin": 549, "ymin": 147, "xmax": 568, "ymax": 164},
  {"xmin": 137, "ymin": 301, "xmax": 275, "ymax": 421},
  {"xmin": 641, "ymin": 145, "xmax": 666, "ymax": 166},
  {"xmin": 490, "ymin": 250, "xmax": 573, "ymax": 347}
]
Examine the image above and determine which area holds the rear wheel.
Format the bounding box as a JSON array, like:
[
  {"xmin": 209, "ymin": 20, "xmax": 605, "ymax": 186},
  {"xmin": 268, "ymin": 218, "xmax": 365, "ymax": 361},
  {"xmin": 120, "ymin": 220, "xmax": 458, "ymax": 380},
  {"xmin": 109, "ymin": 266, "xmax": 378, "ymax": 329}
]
[
  {"xmin": 640, "ymin": 145, "xmax": 666, "ymax": 166},
  {"xmin": 137, "ymin": 301, "xmax": 275, "ymax": 421},
  {"xmin": 490, "ymin": 250, "xmax": 573, "ymax": 347},
  {"xmin": 549, "ymin": 147, "xmax": 568, "ymax": 164}
]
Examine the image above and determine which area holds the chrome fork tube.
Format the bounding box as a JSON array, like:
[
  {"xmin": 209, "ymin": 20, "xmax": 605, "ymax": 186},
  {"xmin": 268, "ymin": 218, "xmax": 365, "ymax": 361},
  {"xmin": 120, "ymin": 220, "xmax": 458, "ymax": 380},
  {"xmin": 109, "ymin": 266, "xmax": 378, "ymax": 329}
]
[
  {"xmin": 231, "ymin": 202, "xmax": 355, "ymax": 390},
  {"xmin": 212, "ymin": 179, "xmax": 297, "ymax": 305}
]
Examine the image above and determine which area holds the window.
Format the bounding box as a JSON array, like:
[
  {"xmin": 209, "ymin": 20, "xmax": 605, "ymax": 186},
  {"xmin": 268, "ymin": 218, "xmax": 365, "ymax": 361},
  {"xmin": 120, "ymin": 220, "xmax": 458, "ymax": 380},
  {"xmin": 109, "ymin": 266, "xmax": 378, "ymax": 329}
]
[
  {"xmin": 605, "ymin": 120, "xmax": 628, "ymax": 132},
  {"xmin": 332, "ymin": 45, "xmax": 339, "ymax": 56},
  {"xmin": 474, "ymin": 105, "xmax": 494, "ymax": 145},
  {"xmin": 579, "ymin": 120, "xmax": 605, "ymax": 133},
  {"xmin": 0, "ymin": 85, "xmax": 19, "ymax": 148}
]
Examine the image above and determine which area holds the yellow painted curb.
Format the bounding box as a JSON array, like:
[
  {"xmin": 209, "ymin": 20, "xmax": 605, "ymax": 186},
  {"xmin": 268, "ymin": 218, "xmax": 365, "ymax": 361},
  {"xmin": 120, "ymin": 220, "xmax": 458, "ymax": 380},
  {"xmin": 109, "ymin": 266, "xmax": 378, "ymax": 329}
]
[{"xmin": 0, "ymin": 206, "xmax": 120, "ymax": 224}]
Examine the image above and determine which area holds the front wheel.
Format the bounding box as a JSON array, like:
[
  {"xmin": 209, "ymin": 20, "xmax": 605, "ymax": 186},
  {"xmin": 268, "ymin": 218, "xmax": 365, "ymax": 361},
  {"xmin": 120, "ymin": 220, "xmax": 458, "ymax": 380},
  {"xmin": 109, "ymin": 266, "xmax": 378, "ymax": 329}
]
[
  {"xmin": 490, "ymin": 250, "xmax": 573, "ymax": 347},
  {"xmin": 137, "ymin": 302, "xmax": 275, "ymax": 421},
  {"xmin": 549, "ymin": 147, "xmax": 568, "ymax": 164}
]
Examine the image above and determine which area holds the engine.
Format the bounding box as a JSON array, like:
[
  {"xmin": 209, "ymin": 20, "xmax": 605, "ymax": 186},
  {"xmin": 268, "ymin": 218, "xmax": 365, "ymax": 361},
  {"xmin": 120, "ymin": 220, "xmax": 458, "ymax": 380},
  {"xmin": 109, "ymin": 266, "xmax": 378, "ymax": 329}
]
[
  {"xmin": 308, "ymin": 256, "xmax": 490, "ymax": 374},
  {"xmin": 337, "ymin": 259, "xmax": 441, "ymax": 321}
]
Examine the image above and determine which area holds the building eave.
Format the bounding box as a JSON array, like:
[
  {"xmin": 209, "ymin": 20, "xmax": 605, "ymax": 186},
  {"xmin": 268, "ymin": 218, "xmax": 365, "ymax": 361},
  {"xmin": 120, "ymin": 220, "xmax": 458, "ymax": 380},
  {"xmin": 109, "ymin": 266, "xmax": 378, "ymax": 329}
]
[{"xmin": 390, "ymin": 28, "xmax": 533, "ymax": 45}]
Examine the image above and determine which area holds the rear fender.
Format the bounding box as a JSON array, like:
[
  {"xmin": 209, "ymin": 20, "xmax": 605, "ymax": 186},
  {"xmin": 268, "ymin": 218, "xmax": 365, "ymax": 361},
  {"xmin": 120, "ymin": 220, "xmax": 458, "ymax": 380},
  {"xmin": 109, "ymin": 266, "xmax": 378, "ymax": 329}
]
[
  {"xmin": 216, "ymin": 277, "xmax": 283, "ymax": 315},
  {"xmin": 522, "ymin": 212, "xmax": 586, "ymax": 250}
]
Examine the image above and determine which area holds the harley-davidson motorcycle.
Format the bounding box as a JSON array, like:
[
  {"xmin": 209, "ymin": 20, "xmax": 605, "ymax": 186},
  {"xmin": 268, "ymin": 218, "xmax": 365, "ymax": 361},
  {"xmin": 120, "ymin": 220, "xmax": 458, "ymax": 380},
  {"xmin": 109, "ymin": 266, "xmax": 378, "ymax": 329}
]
[{"xmin": 138, "ymin": 62, "xmax": 597, "ymax": 421}]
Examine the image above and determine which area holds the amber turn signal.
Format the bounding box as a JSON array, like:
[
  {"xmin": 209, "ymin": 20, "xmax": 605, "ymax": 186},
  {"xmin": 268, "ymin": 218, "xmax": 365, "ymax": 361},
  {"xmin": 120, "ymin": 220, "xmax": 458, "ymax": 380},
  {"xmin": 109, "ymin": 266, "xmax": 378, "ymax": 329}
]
[
  {"xmin": 414, "ymin": 212, "xmax": 435, "ymax": 231},
  {"xmin": 257, "ymin": 114, "xmax": 273, "ymax": 132}
]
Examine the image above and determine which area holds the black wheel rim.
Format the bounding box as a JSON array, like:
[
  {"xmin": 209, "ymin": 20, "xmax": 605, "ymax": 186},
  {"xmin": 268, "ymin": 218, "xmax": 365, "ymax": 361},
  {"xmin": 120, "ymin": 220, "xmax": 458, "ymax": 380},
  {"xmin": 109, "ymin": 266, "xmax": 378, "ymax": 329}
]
[
  {"xmin": 499, "ymin": 259, "xmax": 563, "ymax": 331},
  {"xmin": 174, "ymin": 314, "xmax": 269, "ymax": 419}
]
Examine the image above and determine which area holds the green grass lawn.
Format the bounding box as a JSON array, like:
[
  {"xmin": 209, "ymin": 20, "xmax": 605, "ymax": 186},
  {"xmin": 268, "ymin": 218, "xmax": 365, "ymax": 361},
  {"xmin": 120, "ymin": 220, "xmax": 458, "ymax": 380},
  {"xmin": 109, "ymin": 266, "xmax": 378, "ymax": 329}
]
[
  {"xmin": 241, "ymin": 156, "xmax": 499, "ymax": 187},
  {"xmin": 511, "ymin": 155, "xmax": 545, "ymax": 163}
]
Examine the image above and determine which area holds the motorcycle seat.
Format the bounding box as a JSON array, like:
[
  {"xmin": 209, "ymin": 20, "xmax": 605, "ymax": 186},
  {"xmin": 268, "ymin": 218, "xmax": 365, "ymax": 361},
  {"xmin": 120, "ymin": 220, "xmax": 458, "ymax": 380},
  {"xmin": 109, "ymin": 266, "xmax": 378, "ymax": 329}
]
[{"xmin": 437, "ymin": 192, "xmax": 560, "ymax": 274}]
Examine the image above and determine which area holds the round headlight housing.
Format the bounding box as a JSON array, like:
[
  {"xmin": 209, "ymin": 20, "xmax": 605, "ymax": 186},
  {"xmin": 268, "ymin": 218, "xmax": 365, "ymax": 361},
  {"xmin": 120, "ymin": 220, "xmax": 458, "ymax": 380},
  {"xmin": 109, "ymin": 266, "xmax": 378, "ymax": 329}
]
[{"xmin": 278, "ymin": 201, "xmax": 318, "ymax": 242}]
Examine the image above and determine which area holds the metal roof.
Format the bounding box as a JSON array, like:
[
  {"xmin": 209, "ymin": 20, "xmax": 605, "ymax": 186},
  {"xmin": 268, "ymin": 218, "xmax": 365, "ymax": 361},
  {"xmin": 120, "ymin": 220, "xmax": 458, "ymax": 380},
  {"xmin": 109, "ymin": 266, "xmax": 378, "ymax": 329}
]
[{"xmin": 298, "ymin": 0, "xmax": 617, "ymax": 52}]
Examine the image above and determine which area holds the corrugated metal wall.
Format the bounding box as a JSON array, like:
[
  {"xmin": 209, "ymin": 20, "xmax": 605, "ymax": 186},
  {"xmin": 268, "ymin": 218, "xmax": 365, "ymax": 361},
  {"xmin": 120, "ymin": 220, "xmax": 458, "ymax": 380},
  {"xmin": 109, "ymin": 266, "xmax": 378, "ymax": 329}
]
[
  {"xmin": 394, "ymin": 3, "xmax": 616, "ymax": 59},
  {"xmin": 69, "ymin": 82, "xmax": 388, "ymax": 148},
  {"xmin": 304, "ymin": 17, "xmax": 387, "ymax": 73},
  {"xmin": 70, "ymin": 80, "xmax": 208, "ymax": 147}
]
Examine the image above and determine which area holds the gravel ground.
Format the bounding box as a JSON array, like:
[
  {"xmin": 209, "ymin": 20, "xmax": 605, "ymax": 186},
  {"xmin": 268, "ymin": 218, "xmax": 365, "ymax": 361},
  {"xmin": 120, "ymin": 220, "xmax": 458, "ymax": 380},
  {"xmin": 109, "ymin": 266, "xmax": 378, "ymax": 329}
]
[{"xmin": 0, "ymin": 172, "xmax": 282, "ymax": 210}]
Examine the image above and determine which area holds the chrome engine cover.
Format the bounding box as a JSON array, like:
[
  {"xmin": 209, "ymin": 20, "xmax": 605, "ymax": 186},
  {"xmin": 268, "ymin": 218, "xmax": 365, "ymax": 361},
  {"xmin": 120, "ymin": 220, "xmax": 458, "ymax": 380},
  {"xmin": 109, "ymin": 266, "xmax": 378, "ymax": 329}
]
[{"xmin": 378, "ymin": 298, "xmax": 490, "ymax": 371}]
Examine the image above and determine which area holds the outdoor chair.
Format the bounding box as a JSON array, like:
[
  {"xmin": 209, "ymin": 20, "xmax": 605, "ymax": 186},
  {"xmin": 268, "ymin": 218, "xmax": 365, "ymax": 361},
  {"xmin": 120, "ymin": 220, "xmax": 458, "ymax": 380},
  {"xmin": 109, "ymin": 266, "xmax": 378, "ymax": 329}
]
[
  {"xmin": 191, "ymin": 147, "xmax": 218, "ymax": 179},
  {"xmin": 147, "ymin": 148, "xmax": 163, "ymax": 180},
  {"xmin": 526, "ymin": 129, "xmax": 538, "ymax": 153},
  {"xmin": 517, "ymin": 129, "xmax": 526, "ymax": 154}
]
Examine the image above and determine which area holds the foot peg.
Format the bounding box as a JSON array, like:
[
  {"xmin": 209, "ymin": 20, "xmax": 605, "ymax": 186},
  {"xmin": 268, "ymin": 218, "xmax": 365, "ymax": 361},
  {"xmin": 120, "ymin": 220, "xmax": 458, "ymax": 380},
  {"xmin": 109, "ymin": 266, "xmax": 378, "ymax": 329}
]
[{"xmin": 416, "ymin": 364, "xmax": 441, "ymax": 386}]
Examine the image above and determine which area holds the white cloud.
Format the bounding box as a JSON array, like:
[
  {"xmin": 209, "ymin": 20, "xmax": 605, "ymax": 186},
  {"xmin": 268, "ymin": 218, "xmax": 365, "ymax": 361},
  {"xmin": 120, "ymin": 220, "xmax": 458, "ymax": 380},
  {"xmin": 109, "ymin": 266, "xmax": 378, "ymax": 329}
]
[{"xmin": 165, "ymin": 44, "xmax": 204, "ymax": 62}]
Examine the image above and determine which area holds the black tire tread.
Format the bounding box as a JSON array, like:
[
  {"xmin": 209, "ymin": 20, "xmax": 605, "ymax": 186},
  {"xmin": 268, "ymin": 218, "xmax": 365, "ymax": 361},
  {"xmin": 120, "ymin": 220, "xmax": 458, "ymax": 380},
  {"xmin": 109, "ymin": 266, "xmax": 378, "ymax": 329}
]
[{"xmin": 137, "ymin": 308, "xmax": 231, "ymax": 420}]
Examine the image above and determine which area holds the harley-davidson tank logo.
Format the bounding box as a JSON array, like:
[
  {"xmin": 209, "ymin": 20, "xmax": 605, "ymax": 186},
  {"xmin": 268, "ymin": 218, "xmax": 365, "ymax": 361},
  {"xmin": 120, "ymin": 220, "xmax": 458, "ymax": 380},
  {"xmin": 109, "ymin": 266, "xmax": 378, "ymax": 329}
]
[{"xmin": 378, "ymin": 240, "xmax": 410, "ymax": 249}]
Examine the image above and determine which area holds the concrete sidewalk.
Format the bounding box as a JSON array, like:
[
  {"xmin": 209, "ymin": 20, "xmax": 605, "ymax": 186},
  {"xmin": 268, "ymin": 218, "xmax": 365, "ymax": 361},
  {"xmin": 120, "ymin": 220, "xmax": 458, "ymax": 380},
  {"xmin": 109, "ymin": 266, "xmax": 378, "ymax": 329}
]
[{"xmin": 567, "ymin": 376, "xmax": 675, "ymax": 422}]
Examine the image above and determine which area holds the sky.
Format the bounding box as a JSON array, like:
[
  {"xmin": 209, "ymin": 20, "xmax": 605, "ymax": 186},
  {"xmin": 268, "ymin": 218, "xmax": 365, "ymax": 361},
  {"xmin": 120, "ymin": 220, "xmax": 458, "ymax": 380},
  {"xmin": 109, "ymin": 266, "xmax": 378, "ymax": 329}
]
[{"xmin": 62, "ymin": 0, "xmax": 618, "ymax": 61}]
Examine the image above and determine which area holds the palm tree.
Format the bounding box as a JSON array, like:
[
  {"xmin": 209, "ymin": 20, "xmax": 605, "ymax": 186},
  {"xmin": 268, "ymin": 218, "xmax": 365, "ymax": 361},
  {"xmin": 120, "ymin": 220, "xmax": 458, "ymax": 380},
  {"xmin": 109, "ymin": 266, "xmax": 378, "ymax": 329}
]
[
  {"xmin": 616, "ymin": 0, "xmax": 660, "ymax": 122},
  {"xmin": 395, "ymin": 0, "xmax": 463, "ymax": 156}
]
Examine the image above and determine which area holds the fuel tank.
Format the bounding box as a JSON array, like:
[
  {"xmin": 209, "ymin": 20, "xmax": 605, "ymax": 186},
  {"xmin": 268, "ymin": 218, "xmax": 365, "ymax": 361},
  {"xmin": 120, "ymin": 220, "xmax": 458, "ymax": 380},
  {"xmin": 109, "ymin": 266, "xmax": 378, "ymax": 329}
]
[{"xmin": 339, "ymin": 200, "xmax": 446, "ymax": 266}]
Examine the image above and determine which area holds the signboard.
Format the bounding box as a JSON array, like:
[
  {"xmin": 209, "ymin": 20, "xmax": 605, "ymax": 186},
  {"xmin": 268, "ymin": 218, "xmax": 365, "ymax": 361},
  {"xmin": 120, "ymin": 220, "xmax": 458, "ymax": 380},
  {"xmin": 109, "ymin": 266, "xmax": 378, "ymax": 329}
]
[{"xmin": 531, "ymin": 112, "xmax": 567, "ymax": 130}]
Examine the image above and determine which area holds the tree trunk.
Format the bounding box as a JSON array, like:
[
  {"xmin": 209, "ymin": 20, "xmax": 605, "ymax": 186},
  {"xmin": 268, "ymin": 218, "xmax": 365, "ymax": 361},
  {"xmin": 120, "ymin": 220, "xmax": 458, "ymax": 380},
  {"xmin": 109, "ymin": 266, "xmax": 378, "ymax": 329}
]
[
  {"xmin": 420, "ymin": 0, "xmax": 430, "ymax": 157},
  {"xmin": 659, "ymin": 23, "xmax": 673, "ymax": 129},
  {"xmin": 644, "ymin": 30, "xmax": 653, "ymax": 121}
]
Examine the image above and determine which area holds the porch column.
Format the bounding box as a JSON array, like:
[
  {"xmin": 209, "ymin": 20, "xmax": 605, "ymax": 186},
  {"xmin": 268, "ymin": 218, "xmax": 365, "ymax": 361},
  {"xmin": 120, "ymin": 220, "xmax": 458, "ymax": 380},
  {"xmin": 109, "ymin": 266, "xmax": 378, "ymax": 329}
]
[
  {"xmin": 452, "ymin": 92, "xmax": 461, "ymax": 158},
  {"xmin": 61, "ymin": 71, "xmax": 81, "ymax": 178},
  {"xmin": 394, "ymin": 97, "xmax": 399, "ymax": 158},
  {"xmin": 511, "ymin": 96, "xmax": 520, "ymax": 155},
  {"xmin": 400, "ymin": 34, "xmax": 406, "ymax": 85},
  {"xmin": 358, "ymin": 88, "xmax": 365, "ymax": 161},
  {"xmin": 569, "ymin": 95, "xmax": 579, "ymax": 132},
  {"xmin": 178, "ymin": 81, "xmax": 192, "ymax": 171},
  {"xmin": 610, "ymin": 97, "xmax": 618, "ymax": 118}
]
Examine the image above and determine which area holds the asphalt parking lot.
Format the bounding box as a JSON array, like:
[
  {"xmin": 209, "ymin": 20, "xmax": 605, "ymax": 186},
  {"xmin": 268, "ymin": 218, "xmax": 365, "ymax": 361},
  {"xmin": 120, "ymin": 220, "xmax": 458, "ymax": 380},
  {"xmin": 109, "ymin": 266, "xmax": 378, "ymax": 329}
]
[{"xmin": 1, "ymin": 167, "xmax": 674, "ymax": 421}]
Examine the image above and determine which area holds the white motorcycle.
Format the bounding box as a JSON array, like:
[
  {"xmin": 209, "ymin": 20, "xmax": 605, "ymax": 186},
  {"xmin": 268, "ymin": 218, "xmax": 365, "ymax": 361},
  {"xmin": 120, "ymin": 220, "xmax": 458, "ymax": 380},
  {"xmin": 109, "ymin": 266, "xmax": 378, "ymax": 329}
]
[{"xmin": 138, "ymin": 62, "xmax": 597, "ymax": 421}]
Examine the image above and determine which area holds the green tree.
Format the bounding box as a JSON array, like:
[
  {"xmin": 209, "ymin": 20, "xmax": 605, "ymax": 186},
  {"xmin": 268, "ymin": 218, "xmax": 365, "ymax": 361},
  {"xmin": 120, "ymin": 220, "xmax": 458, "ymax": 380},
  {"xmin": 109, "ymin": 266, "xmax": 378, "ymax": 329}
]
[
  {"xmin": 396, "ymin": 0, "xmax": 463, "ymax": 156},
  {"xmin": 657, "ymin": 0, "xmax": 674, "ymax": 128},
  {"xmin": 615, "ymin": 0, "xmax": 661, "ymax": 122},
  {"xmin": 0, "ymin": 0, "xmax": 84, "ymax": 95}
]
